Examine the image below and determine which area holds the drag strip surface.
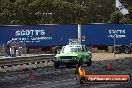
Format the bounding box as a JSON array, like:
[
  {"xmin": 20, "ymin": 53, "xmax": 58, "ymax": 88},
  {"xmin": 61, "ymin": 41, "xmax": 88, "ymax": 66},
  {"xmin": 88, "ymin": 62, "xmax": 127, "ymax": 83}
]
[{"xmin": 0, "ymin": 54, "xmax": 132, "ymax": 88}]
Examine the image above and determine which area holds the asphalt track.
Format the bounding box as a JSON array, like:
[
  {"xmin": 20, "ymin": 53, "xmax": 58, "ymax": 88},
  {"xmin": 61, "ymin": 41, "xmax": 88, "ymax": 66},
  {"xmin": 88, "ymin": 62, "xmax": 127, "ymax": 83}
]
[{"xmin": 0, "ymin": 57, "xmax": 132, "ymax": 88}]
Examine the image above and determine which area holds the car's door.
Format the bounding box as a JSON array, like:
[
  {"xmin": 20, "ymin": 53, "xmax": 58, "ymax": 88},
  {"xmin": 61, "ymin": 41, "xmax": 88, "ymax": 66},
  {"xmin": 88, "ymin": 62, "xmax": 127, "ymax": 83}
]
[{"xmin": 81, "ymin": 46, "xmax": 89, "ymax": 62}]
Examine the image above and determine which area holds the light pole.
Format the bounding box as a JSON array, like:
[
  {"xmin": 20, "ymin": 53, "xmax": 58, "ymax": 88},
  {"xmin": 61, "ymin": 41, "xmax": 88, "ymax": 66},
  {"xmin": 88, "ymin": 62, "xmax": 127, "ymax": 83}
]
[
  {"xmin": 78, "ymin": 24, "xmax": 81, "ymax": 44},
  {"xmin": 108, "ymin": 30, "xmax": 116, "ymax": 70}
]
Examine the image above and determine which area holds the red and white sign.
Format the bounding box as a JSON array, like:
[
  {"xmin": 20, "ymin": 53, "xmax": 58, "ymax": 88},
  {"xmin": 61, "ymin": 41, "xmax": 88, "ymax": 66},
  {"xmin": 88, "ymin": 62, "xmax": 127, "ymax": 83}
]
[{"xmin": 84, "ymin": 75, "xmax": 130, "ymax": 83}]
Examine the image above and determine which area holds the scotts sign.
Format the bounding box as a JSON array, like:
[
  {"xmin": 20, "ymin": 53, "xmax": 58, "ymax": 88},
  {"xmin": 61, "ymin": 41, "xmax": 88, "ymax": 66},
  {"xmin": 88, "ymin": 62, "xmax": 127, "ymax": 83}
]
[
  {"xmin": 12, "ymin": 29, "xmax": 52, "ymax": 43},
  {"xmin": 108, "ymin": 29, "xmax": 126, "ymax": 38},
  {"xmin": 15, "ymin": 30, "xmax": 45, "ymax": 36}
]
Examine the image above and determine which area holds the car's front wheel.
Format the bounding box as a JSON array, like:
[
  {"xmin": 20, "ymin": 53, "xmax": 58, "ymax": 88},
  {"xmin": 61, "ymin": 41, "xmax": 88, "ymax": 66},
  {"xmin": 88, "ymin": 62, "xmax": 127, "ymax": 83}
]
[{"xmin": 87, "ymin": 58, "xmax": 92, "ymax": 66}]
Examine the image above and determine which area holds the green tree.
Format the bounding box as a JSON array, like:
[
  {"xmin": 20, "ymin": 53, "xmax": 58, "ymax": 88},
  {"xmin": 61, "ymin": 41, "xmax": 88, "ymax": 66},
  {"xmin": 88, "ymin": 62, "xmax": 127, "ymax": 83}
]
[
  {"xmin": 109, "ymin": 11, "xmax": 123, "ymax": 23},
  {"xmin": 0, "ymin": 0, "xmax": 15, "ymax": 25},
  {"xmin": 52, "ymin": 0, "xmax": 87, "ymax": 24},
  {"xmin": 0, "ymin": 0, "xmax": 132, "ymax": 25}
]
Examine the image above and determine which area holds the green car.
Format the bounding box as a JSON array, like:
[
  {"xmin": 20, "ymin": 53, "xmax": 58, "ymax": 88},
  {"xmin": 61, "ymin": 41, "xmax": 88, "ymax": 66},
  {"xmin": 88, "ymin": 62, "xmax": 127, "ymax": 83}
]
[{"xmin": 53, "ymin": 44, "xmax": 92, "ymax": 68}]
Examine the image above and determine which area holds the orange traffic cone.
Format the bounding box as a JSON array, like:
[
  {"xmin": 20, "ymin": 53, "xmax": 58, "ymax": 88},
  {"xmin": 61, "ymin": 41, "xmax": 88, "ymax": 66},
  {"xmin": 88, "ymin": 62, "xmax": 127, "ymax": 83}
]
[
  {"xmin": 28, "ymin": 69, "xmax": 33, "ymax": 80},
  {"xmin": 108, "ymin": 63, "xmax": 112, "ymax": 70}
]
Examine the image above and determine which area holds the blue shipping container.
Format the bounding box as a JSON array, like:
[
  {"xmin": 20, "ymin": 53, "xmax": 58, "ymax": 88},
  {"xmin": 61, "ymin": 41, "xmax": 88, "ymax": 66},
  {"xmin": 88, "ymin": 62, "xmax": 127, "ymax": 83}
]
[
  {"xmin": 81, "ymin": 24, "xmax": 132, "ymax": 45},
  {"xmin": 0, "ymin": 25, "xmax": 78, "ymax": 46}
]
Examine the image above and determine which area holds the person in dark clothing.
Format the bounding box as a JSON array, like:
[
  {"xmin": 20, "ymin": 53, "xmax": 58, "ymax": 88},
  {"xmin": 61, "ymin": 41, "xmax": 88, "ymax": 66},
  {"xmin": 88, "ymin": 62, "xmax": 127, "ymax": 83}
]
[{"xmin": 6, "ymin": 44, "xmax": 11, "ymax": 56}]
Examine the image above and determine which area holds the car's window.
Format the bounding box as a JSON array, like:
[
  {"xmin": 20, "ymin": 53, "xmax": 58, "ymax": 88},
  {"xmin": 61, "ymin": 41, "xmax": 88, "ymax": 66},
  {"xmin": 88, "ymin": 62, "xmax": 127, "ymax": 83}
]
[
  {"xmin": 82, "ymin": 47, "xmax": 85, "ymax": 52},
  {"xmin": 63, "ymin": 46, "xmax": 81, "ymax": 53},
  {"xmin": 84, "ymin": 46, "xmax": 88, "ymax": 51},
  {"xmin": 82, "ymin": 46, "xmax": 87, "ymax": 52}
]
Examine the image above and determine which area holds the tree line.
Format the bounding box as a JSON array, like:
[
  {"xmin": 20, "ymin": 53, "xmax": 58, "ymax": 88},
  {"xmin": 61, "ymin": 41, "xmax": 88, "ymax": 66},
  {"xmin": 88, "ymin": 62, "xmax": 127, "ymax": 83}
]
[{"xmin": 0, "ymin": 0, "xmax": 132, "ymax": 25}]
